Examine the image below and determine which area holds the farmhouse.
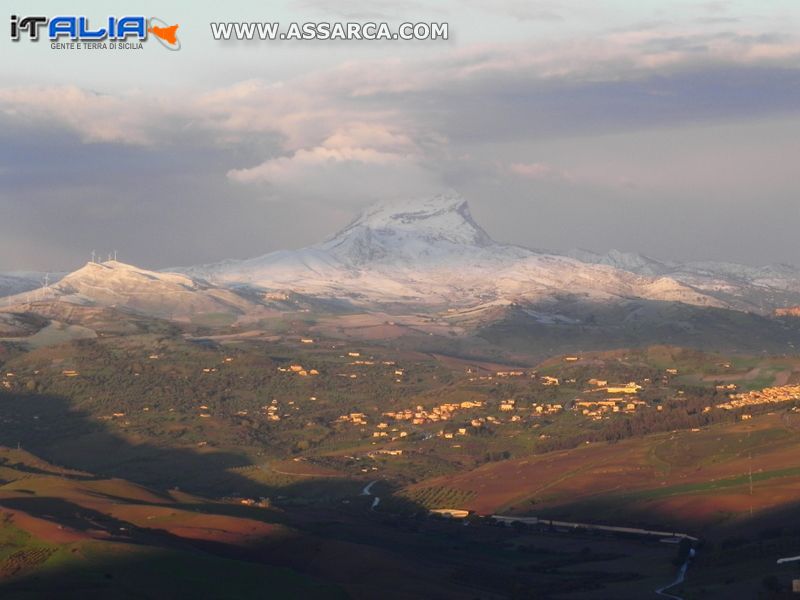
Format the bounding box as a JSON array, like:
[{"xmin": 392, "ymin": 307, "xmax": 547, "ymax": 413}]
[
  {"xmin": 499, "ymin": 399, "xmax": 516, "ymax": 411},
  {"xmin": 264, "ymin": 291, "xmax": 290, "ymax": 301},
  {"xmin": 605, "ymin": 382, "xmax": 641, "ymax": 394},
  {"xmin": 336, "ymin": 412, "xmax": 367, "ymax": 425}
]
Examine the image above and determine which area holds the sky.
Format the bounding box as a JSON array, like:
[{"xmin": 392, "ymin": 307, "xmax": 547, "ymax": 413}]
[{"xmin": 2, "ymin": 0, "xmax": 800, "ymax": 271}]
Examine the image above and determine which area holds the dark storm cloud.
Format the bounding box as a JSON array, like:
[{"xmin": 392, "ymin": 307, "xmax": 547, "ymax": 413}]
[
  {"xmin": 0, "ymin": 118, "xmax": 342, "ymax": 271},
  {"xmin": 393, "ymin": 66, "xmax": 800, "ymax": 144}
]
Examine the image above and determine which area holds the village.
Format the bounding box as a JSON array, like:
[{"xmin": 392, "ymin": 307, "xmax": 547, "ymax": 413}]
[
  {"xmin": 716, "ymin": 385, "xmax": 800, "ymax": 411},
  {"xmin": 7, "ymin": 340, "xmax": 800, "ymax": 458},
  {"xmin": 0, "ymin": 351, "xmax": 680, "ymax": 436}
]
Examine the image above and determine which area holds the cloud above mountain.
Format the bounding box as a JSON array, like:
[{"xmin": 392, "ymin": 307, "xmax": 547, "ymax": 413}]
[{"xmin": 2, "ymin": 1, "xmax": 800, "ymax": 271}]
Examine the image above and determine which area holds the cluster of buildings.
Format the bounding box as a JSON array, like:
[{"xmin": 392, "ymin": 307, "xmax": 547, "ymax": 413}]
[
  {"xmin": 467, "ymin": 369, "xmax": 562, "ymax": 386},
  {"xmin": 531, "ymin": 402, "xmax": 563, "ymax": 416},
  {"xmin": 574, "ymin": 398, "xmax": 648, "ymax": 420},
  {"xmin": 368, "ymin": 448, "xmax": 403, "ymax": 457},
  {"xmin": 571, "ymin": 379, "xmax": 648, "ymax": 420},
  {"xmin": 334, "ymin": 395, "xmax": 568, "ymax": 440},
  {"xmin": 277, "ymin": 364, "xmax": 320, "ymax": 377},
  {"xmin": 717, "ymin": 385, "xmax": 800, "ymax": 410},
  {"xmin": 382, "ymin": 400, "xmax": 485, "ymax": 425},
  {"xmin": 499, "ymin": 399, "xmax": 516, "ymax": 411},
  {"xmin": 495, "ymin": 370, "xmax": 525, "ymax": 378},
  {"xmin": 335, "ymin": 412, "xmax": 367, "ymax": 426},
  {"xmin": 263, "ymin": 399, "xmax": 283, "ymax": 421},
  {"xmin": 371, "ymin": 421, "xmax": 409, "ymax": 440},
  {"xmin": 437, "ymin": 427, "xmax": 469, "ymax": 439}
]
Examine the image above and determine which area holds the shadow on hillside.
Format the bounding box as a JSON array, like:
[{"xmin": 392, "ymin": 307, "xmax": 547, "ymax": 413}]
[
  {"xmin": 0, "ymin": 496, "xmax": 209, "ymax": 551},
  {"xmin": 0, "ymin": 502, "xmax": 345, "ymax": 600},
  {"xmin": 0, "ymin": 391, "xmax": 404, "ymax": 597},
  {"xmin": 529, "ymin": 484, "xmax": 800, "ymax": 548},
  {"xmin": 0, "ymin": 391, "xmax": 536, "ymax": 598},
  {"xmin": 481, "ymin": 298, "xmax": 800, "ymax": 358},
  {"xmin": 0, "ymin": 390, "xmax": 746, "ymax": 599},
  {"xmin": 0, "ymin": 457, "xmax": 97, "ymax": 481},
  {"xmin": 0, "ymin": 390, "xmax": 352, "ymax": 503}
]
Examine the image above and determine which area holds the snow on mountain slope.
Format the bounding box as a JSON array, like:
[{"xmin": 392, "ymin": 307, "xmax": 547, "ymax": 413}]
[
  {"xmin": 320, "ymin": 194, "xmax": 495, "ymax": 265},
  {"xmin": 5, "ymin": 261, "xmax": 260, "ymax": 320},
  {"xmin": 566, "ymin": 249, "xmax": 800, "ymax": 312},
  {"xmin": 0, "ymin": 272, "xmax": 63, "ymax": 299},
  {"xmin": 182, "ymin": 193, "xmax": 720, "ymax": 309},
  {"xmin": 7, "ymin": 194, "xmax": 793, "ymax": 320},
  {"xmin": 565, "ymin": 249, "xmax": 670, "ymax": 277}
]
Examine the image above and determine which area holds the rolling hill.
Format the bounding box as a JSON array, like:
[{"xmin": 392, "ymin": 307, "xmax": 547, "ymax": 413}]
[{"xmin": 2, "ymin": 261, "xmax": 263, "ymax": 323}]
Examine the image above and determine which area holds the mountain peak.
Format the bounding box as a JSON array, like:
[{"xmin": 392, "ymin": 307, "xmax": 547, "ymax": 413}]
[{"xmin": 320, "ymin": 192, "xmax": 495, "ymax": 265}]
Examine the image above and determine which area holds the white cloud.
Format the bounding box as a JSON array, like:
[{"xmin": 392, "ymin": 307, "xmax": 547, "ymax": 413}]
[
  {"xmin": 508, "ymin": 162, "xmax": 567, "ymax": 180},
  {"xmin": 227, "ymin": 127, "xmax": 441, "ymax": 202}
]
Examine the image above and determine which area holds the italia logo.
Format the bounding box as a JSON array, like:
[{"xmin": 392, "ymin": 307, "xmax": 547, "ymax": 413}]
[{"xmin": 10, "ymin": 15, "xmax": 181, "ymax": 50}]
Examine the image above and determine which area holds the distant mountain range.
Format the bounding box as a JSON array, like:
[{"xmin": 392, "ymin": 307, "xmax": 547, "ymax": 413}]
[
  {"xmin": 566, "ymin": 248, "xmax": 800, "ymax": 313},
  {"xmin": 0, "ymin": 271, "xmax": 62, "ymax": 299},
  {"xmin": 3, "ymin": 193, "xmax": 800, "ymax": 322}
]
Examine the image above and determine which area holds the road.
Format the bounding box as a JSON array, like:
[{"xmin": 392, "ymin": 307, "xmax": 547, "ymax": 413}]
[
  {"xmin": 492, "ymin": 514, "xmax": 698, "ymax": 600},
  {"xmin": 655, "ymin": 548, "xmax": 695, "ymax": 599},
  {"xmin": 361, "ymin": 480, "xmax": 380, "ymax": 510},
  {"xmin": 491, "ymin": 515, "xmax": 699, "ymax": 541}
]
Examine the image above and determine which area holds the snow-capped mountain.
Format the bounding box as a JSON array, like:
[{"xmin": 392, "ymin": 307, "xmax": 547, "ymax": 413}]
[
  {"xmin": 3, "ymin": 261, "xmax": 260, "ymax": 321},
  {"xmin": 567, "ymin": 249, "xmax": 800, "ymax": 312},
  {"xmin": 182, "ymin": 193, "xmax": 720, "ymax": 309},
  {"xmin": 5, "ymin": 194, "xmax": 800, "ymax": 327}
]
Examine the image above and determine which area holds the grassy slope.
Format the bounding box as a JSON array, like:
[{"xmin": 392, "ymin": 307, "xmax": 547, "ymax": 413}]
[{"xmin": 401, "ymin": 413, "xmax": 800, "ymax": 530}]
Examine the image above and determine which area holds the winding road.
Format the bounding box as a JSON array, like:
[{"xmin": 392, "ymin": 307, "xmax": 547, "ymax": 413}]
[
  {"xmin": 655, "ymin": 548, "xmax": 695, "ymax": 599},
  {"xmin": 492, "ymin": 514, "xmax": 698, "ymax": 599},
  {"xmin": 361, "ymin": 480, "xmax": 380, "ymax": 509}
]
